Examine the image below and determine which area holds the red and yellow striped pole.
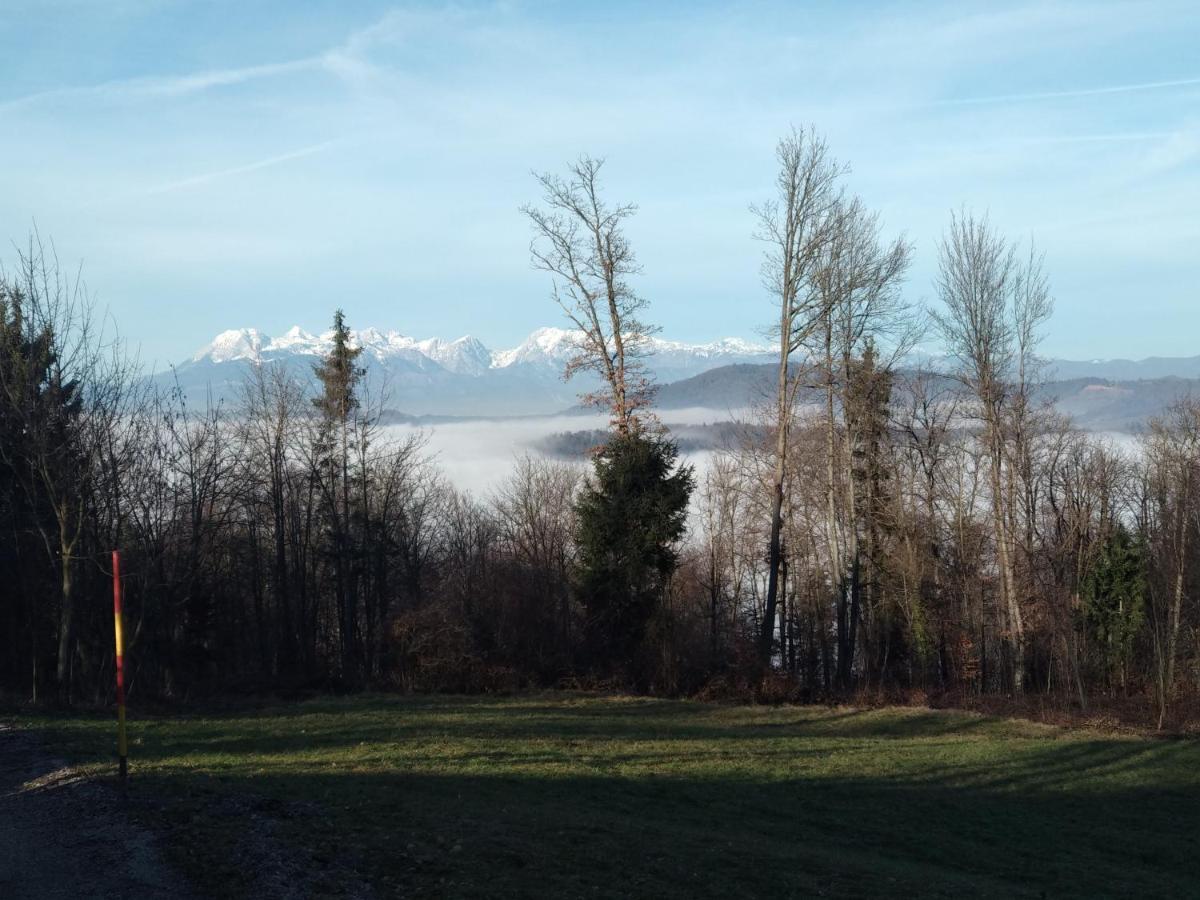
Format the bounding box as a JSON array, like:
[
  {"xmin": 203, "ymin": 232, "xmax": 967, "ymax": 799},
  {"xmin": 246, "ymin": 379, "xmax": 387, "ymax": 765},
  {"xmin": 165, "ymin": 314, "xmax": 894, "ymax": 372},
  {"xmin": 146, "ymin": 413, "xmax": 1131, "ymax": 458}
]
[{"xmin": 112, "ymin": 549, "xmax": 128, "ymax": 778}]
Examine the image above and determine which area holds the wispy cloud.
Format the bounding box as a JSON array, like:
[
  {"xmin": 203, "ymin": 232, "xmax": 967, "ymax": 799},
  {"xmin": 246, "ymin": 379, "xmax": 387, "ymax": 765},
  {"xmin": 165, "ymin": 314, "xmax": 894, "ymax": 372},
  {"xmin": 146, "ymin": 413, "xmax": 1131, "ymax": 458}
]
[
  {"xmin": 0, "ymin": 6, "xmax": 457, "ymax": 113},
  {"xmin": 1140, "ymin": 125, "xmax": 1200, "ymax": 174}
]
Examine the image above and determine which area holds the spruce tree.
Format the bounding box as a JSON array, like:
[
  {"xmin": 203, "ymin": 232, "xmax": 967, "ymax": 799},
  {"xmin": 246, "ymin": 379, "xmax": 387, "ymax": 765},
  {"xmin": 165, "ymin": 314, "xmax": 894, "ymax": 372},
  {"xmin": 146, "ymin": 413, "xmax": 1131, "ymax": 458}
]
[
  {"xmin": 1082, "ymin": 524, "xmax": 1146, "ymax": 690},
  {"xmin": 0, "ymin": 282, "xmax": 86, "ymax": 698},
  {"xmin": 575, "ymin": 431, "xmax": 693, "ymax": 679},
  {"xmin": 313, "ymin": 309, "xmax": 364, "ymax": 680}
]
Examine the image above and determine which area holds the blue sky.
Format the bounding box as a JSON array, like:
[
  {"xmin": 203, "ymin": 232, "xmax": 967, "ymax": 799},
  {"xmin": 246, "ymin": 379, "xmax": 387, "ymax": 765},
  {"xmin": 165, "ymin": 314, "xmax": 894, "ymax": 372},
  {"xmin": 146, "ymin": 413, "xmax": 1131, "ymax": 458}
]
[{"xmin": 1, "ymin": 1, "xmax": 1197, "ymax": 366}]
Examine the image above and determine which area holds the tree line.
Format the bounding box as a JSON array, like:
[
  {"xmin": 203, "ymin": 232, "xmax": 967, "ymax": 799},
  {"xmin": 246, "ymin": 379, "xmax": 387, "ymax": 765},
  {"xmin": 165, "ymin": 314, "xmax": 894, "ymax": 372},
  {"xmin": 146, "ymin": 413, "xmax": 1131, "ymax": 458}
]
[{"xmin": 1, "ymin": 129, "xmax": 1197, "ymax": 727}]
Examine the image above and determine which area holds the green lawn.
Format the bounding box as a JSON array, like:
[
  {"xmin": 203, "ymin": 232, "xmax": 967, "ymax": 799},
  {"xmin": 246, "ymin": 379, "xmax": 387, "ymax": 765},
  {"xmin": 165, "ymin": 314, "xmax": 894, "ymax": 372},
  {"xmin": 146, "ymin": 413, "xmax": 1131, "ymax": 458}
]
[{"xmin": 10, "ymin": 694, "xmax": 1200, "ymax": 898}]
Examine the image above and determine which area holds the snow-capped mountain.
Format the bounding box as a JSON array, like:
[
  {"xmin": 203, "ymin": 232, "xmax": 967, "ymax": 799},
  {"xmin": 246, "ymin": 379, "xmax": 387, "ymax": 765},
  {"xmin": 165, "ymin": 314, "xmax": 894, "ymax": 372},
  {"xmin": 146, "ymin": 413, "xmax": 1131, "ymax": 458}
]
[
  {"xmin": 169, "ymin": 324, "xmax": 775, "ymax": 416},
  {"xmin": 490, "ymin": 327, "xmax": 580, "ymax": 369},
  {"xmin": 193, "ymin": 326, "xmax": 484, "ymax": 370},
  {"xmin": 416, "ymin": 336, "xmax": 493, "ymax": 376},
  {"xmin": 190, "ymin": 325, "xmax": 772, "ymax": 372}
]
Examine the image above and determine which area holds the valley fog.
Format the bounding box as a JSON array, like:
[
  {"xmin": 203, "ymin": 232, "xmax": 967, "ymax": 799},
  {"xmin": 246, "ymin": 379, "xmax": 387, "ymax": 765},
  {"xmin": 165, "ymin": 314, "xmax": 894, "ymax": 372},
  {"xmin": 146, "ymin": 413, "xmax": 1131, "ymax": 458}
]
[
  {"xmin": 380, "ymin": 412, "xmax": 1144, "ymax": 499},
  {"xmin": 380, "ymin": 407, "xmax": 745, "ymax": 496}
]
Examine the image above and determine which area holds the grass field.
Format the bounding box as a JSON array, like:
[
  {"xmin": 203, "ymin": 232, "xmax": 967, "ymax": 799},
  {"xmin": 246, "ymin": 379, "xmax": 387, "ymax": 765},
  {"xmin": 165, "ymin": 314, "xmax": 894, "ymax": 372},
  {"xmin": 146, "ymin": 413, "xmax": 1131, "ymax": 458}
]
[{"xmin": 10, "ymin": 694, "xmax": 1200, "ymax": 898}]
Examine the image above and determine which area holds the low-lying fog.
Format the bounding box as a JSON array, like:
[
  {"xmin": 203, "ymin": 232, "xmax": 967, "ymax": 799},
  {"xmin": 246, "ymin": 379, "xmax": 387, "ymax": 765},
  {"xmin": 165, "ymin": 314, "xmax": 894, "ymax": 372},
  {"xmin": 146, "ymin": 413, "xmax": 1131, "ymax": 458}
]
[
  {"xmin": 380, "ymin": 409, "xmax": 1144, "ymax": 499},
  {"xmin": 382, "ymin": 407, "xmax": 747, "ymax": 496}
]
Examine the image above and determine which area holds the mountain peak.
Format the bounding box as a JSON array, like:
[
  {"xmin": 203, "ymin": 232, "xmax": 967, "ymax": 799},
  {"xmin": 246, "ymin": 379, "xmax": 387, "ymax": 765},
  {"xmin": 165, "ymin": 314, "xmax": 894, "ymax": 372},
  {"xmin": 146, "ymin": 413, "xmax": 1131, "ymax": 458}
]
[
  {"xmin": 416, "ymin": 334, "xmax": 492, "ymax": 375},
  {"xmin": 267, "ymin": 326, "xmax": 318, "ymax": 353},
  {"xmin": 491, "ymin": 327, "xmax": 581, "ymax": 369},
  {"xmin": 194, "ymin": 327, "xmax": 266, "ymax": 363}
]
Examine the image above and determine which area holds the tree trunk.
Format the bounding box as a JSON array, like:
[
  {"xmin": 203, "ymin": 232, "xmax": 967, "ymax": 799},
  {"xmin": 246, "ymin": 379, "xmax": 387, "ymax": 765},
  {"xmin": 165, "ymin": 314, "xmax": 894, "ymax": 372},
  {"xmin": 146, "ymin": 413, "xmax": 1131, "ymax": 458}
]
[
  {"xmin": 986, "ymin": 416, "xmax": 1023, "ymax": 693},
  {"xmin": 760, "ymin": 351, "xmax": 791, "ymax": 664},
  {"xmin": 55, "ymin": 526, "xmax": 76, "ymax": 702},
  {"xmin": 1160, "ymin": 518, "xmax": 1188, "ymax": 728}
]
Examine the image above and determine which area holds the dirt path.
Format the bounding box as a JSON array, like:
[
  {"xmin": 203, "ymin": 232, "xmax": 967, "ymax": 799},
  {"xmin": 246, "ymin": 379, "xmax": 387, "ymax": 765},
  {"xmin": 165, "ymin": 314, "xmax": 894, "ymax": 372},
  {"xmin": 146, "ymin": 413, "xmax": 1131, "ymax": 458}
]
[{"xmin": 0, "ymin": 723, "xmax": 197, "ymax": 900}]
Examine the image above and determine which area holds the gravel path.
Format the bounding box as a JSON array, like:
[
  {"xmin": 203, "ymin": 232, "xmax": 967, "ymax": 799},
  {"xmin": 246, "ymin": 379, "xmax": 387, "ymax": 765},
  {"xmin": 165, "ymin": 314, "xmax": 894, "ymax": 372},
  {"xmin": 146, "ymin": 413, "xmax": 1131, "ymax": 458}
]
[{"xmin": 0, "ymin": 723, "xmax": 197, "ymax": 899}]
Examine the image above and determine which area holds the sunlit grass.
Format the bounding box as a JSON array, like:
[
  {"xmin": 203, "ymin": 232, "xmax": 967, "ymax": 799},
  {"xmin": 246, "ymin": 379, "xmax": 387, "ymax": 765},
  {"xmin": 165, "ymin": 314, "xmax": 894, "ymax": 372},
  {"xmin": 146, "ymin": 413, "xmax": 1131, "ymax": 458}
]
[{"xmin": 12, "ymin": 694, "xmax": 1199, "ymax": 898}]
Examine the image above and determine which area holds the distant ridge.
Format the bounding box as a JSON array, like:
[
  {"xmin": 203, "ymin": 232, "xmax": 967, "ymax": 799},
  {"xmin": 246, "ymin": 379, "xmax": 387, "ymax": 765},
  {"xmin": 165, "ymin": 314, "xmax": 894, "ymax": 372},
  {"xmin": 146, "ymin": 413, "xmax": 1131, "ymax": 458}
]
[
  {"xmin": 1046, "ymin": 356, "xmax": 1200, "ymax": 381},
  {"xmin": 657, "ymin": 363, "xmax": 1200, "ymax": 432}
]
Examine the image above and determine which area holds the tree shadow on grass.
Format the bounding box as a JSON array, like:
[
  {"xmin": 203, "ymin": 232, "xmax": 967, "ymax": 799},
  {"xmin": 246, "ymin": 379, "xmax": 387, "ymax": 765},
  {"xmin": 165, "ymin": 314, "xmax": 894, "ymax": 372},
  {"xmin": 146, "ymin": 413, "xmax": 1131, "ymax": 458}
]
[
  {"xmin": 116, "ymin": 700, "xmax": 1047, "ymax": 764},
  {"xmin": 25, "ymin": 701, "xmax": 1194, "ymax": 777},
  {"xmin": 123, "ymin": 741, "xmax": 1200, "ymax": 900},
  {"xmin": 23, "ymin": 698, "xmax": 1200, "ymax": 897}
]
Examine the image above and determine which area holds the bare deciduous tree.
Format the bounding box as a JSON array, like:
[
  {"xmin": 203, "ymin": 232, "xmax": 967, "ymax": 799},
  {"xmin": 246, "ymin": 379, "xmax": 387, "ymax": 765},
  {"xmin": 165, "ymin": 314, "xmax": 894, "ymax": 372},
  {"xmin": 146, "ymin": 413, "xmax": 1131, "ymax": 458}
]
[
  {"xmin": 934, "ymin": 211, "xmax": 1052, "ymax": 693},
  {"xmin": 1143, "ymin": 398, "xmax": 1200, "ymax": 727},
  {"xmin": 806, "ymin": 195, "xmax": 916, "ymax": 687},
  {"xmin": 524, "ymin": 157, "xmax": 656, "ymax": 434},
  {"xmin": 751, "ymin": 126, "xmax": 846, "ymax": 663}
]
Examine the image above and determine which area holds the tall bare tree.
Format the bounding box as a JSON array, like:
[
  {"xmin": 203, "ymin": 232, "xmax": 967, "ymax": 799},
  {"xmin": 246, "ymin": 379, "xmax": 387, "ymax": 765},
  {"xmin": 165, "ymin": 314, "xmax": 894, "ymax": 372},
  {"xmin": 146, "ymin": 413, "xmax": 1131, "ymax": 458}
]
[
  {"xmin": 523, "ymin": 157, "xmax": 656, "ymax": 434},
  {"xmin": 1143, "ymin": 398, "xmax": 1200, "ymax": 727},
  {"xmin": 238, "ymin": 362, "xmax": 306, "ymax": 675},
  {"xmin": 493, "ymin": 454, "xmax": 581, "ymax": 649},
  {"xmin": 806, "ymin": 196, "xmax": 916, "ymax": 685},
  {"xmin": 751, "ymin": 126, "xmax": 846, "ymax": 663},
  {"xmin": 933, "ymin": 211, "xmax": 1052, "ymax": 693}
]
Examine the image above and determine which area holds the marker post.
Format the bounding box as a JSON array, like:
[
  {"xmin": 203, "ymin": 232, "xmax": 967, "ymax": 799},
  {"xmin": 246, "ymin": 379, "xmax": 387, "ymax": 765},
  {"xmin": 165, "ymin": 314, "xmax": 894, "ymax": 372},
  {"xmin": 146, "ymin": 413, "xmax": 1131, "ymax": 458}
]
[{"xmin": 112, "ymin": 550, "xmax": 128, "ymax": 778}]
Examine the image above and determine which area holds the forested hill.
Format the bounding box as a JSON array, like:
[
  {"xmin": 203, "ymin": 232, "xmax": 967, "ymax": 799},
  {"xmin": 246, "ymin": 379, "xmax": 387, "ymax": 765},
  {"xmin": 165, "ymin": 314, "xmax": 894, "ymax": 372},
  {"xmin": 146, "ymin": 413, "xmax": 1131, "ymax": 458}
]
[{"xmin": 654, "ymin": 363, "xmax": 1200, "ymax": 431}]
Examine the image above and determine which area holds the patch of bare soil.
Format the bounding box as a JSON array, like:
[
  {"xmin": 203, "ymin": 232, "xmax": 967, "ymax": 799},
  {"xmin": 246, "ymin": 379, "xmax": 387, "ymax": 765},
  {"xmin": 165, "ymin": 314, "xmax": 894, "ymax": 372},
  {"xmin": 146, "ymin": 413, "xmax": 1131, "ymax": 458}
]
[
  {"xmin": 1, "ymin": 721, "xmax": 378, "ymax": 899},
  {"xmin": 0, "ymin": 723, "xmax": 197, "ymax": 899}
]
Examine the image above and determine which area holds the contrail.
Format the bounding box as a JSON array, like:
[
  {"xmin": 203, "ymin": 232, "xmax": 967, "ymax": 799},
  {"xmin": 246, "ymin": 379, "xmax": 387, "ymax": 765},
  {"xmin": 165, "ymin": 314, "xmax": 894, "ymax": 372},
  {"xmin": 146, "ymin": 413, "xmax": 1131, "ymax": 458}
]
[
  {"xmin": 143, "ymin": 140, "xmax": 340, "ymax": 195},
  {"xmin": 1007, "ymin": 131, "xmax": 1177, "ymax": 144},
  {"xmin": 0, "ymin": 57, "xmax": 320, "ymax": 112},
  {"xmin": 937, "ymin": 75, "xmax": 1200, "ymax": 107}
]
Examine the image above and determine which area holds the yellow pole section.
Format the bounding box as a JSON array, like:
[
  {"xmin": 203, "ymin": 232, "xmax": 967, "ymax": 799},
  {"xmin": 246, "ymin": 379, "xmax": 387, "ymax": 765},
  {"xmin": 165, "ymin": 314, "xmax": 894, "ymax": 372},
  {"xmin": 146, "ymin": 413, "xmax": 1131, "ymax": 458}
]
[{"xmin": 113, "ymin": 549, "xmax": 128, "ymax": 778}]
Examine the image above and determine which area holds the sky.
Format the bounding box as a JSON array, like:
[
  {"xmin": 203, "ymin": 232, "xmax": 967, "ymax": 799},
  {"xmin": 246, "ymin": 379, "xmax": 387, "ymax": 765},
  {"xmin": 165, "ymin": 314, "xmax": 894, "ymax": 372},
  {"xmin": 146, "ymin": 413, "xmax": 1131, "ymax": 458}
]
[{"xmin": 0, "ymin": 0, "xmax": 1197, "ymax": 367}]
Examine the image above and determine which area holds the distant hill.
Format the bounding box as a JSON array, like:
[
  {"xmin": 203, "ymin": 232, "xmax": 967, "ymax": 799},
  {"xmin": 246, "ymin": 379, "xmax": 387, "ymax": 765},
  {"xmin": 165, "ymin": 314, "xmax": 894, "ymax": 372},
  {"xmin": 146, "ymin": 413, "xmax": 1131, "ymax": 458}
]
[
  {"xmin": 656, "ymin": 363, "xmax": 1200, "ymax": 432},
  {"xmin": 1047, "ymin": 356, "xmax": 1200, "ymax": 382},
  {"xmin": 1041, "ymin": 376, "xmax": 1200, "ymax": 431},
  {"xmin": 654, "ymin": 363, "xmax": 777, "ymax": 411}
]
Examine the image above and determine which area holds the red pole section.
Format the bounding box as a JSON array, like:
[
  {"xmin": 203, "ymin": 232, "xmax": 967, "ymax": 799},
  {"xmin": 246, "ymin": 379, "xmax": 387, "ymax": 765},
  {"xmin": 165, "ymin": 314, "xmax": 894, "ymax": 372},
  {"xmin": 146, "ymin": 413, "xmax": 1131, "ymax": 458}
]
[{"xmin": 113, "ymin": 550, "xmax": 128, "ymax": 778}]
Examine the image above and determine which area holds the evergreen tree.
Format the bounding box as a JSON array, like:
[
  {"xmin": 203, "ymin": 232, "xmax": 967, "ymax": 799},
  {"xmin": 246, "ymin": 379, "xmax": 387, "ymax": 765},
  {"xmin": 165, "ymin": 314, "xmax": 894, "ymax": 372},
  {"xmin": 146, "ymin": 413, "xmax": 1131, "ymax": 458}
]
[
  {"xmin": 845, "ymin": 339, "xmax": 907, "ymax": 678},
  {"xmin": 313, "ymin": 309, "xmax": 364, "ymax": 425},
  {"xmin": 0, "ymin": 281, "xmax": 87, "ymax": 698},
  {"xmin": 313, "ymin": 309, "xmax": 365, "ymax": 680},
  {"xmin": 575, "ymin": 432, "xmax": 694, "ymax": 678},
  {"xmin": 1082, "ymin": 523, "xmax": 1146, "ymax": 690}
]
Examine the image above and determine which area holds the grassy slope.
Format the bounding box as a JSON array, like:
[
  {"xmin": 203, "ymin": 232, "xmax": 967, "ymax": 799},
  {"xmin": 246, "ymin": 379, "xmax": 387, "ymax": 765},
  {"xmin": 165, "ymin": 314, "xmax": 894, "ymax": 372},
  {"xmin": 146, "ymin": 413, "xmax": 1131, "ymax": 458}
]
[{"xmin": 10, "ymin": 694, "xmax": 1200, "ymax": 898}]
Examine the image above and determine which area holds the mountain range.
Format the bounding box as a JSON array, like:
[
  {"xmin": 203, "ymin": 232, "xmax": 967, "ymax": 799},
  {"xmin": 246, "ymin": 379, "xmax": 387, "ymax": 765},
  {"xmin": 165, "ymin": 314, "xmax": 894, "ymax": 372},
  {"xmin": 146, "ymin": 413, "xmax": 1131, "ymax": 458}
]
[
  {"xmin": 166, "ymin": 325, "xmax": 775, "ymax": 416},
  {"xmin": 164, "ymin": 325, "xmax": 1200, "ymax": 428}
]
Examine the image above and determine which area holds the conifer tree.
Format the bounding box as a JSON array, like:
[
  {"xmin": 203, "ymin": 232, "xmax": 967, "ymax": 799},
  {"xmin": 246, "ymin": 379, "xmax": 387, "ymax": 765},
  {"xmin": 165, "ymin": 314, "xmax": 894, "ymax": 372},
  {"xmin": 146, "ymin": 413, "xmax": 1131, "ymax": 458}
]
[
  {"xmin": 313, "ymin": 309, "xmax": 365, "ymax": 680},
  {"xmin": 575, "ymin": 433, "xmax": 693, "ymax": 679},
  {"xmin": 1083, "ymin": 524, "xmax": 1146, "ymax": 690}
]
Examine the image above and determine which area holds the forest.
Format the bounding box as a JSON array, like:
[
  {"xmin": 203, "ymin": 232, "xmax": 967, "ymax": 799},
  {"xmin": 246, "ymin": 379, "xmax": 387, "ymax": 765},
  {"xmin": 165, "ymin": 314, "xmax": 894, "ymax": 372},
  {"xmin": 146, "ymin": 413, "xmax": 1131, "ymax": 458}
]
[{"xmin": 1, "ymin": 127, "xmax": 1196, "ymax": 730}]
